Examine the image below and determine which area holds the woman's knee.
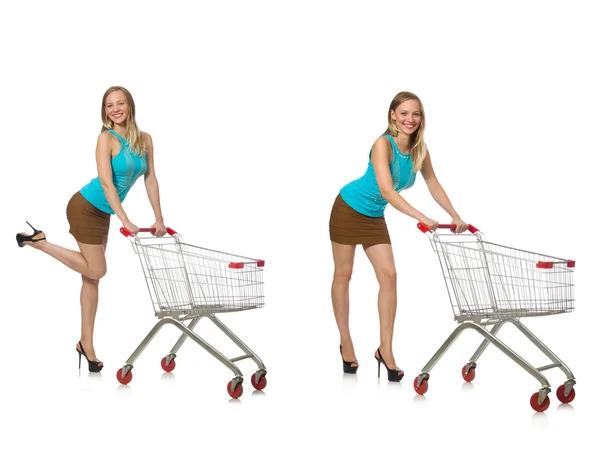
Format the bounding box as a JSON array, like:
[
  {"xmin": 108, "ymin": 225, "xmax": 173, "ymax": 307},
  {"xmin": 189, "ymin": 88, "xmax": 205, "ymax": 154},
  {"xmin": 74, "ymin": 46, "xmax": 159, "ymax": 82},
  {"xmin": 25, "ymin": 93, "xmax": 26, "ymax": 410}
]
[
  {"xmin": 377, "ymin": 268, "xmax": 397, "ymax": 286},
  {"xmin": 77, "ymin": 242, "xmax": 108, "ymax": 281},
  {"xmin": 82, "ymin": 275, "xmax": 101, "ymax": 285},
  {"xmin": 333, "ymin": 267, "xmax": 353, "ymax": 284},
  {"xmin": 86, "ymin": 266, "xmax": 107, "ymax": 281}
]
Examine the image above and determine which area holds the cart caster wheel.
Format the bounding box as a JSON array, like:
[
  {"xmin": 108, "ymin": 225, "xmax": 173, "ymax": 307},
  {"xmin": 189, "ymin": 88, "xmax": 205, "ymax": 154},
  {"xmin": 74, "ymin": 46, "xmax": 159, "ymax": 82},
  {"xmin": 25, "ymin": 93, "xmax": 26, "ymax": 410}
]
[
  {"xmin": 530, "ymin": 391, "xmax": 550, "ymax": 412},
  {"xmin": 462, "ymin": 365, "xmax": 475, "ymax": 383},
  {"xmin": 414, "ymin": 376, "xmax": 428, "ymax": 395},
  {"xmin": 251, "ymin": 373, "xmax": 267, "ymax": 391},
  {"xmin": 227, "ymin": 381, "xmax": 243, "ymax": 399},
  {"xmin": 161, "ymin": 356, "xmax": 176, "ymax": 373},
  {"xmin": 116, "ymin": 368, "xmax": 133, "ymax": 385},
  {"xmin": 556, "ymin": 384, "xmax": 576, "ymax": 404}
]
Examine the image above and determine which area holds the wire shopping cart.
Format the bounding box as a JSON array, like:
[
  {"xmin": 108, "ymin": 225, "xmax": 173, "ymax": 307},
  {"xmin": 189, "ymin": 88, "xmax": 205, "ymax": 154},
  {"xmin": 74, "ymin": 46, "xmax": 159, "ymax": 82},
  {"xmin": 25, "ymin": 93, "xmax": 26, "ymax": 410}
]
[
  {"xmin": 413, "ymin": 223, "xmax": 576, "ymax": 412},
  {"xmin": 115, "ymin": 227, "xmax": 267, "ymax": 399}
]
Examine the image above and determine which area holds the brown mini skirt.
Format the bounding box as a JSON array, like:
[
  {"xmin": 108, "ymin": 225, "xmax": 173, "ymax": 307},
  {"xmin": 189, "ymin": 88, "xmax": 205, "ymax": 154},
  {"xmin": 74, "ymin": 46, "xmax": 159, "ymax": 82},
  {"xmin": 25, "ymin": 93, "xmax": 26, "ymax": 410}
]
[
  {"xmin": 329, "ymin": 193, "xmax": 391, "ymax": 245},
  {"xmin": 66, "ymin": 191, "xmax": 111, "ymax": 245}
]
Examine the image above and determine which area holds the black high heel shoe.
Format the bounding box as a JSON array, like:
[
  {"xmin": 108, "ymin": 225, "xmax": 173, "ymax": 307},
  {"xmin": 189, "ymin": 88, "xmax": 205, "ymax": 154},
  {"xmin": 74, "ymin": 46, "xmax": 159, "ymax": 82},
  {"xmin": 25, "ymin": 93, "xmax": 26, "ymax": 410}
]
[
  {"xmin": 340, "ymin": 345, "xmax": 358, "ymax": 374},
  {"xmin": 76, "ymin": 341, "xmax": 103, "ymax": 373},
  {"xmin": 16, "ymin": 221, "xmax": 46, "ymax": 248},
  {"xmin": 375, "ymin": 348, "xmax": 404, "ymax": 382}
]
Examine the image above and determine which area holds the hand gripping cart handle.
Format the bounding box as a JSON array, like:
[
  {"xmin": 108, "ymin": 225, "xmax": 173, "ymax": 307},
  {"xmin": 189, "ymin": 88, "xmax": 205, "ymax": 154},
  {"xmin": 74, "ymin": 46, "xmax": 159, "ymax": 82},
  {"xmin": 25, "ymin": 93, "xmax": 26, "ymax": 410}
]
[
  {"xmin": 412, "ymin": 222, "xmax": 577, "ymax": 412},
  {"xmin": 115, "ymin": 226, "xmax": 267, "ymax": 399},
  {"xmin": 120, "ymin": 226, "xmax": 179, "ymax": 237}
]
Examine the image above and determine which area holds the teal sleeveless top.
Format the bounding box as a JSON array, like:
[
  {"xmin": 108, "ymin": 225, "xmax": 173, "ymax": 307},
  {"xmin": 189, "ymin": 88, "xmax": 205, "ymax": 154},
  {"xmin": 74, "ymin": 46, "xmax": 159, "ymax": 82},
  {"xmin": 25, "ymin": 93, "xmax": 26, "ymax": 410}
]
[
  {"xmin": 339, "ymin": 135, "xmax": 417, "ymax": 217},
  {"xmin": 79, "ymin": 129, "xmax": 147, "ymax": 214}
]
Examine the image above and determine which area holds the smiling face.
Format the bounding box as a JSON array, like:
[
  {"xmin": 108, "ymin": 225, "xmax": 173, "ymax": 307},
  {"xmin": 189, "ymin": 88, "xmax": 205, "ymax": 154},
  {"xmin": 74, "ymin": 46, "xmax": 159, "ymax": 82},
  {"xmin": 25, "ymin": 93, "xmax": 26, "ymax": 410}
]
[
  {"xmin": 104, "ymin": 90, "xmax": 129, "ymax": 126},
  {"xmin": 390, "ymin": 99, "xmax": 421, "ymax": 136}
]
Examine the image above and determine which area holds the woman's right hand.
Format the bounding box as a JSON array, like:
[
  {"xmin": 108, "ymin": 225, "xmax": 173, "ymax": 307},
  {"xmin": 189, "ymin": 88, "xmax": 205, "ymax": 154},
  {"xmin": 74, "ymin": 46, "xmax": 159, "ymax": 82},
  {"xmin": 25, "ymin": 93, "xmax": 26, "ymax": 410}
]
[
  {"xmin": 420, "ymin": 217, "xmax": 439, "ymax": 231},
  {"xmin": 122, "ymin": 220, "xmax": 140, "ymax": 235}
]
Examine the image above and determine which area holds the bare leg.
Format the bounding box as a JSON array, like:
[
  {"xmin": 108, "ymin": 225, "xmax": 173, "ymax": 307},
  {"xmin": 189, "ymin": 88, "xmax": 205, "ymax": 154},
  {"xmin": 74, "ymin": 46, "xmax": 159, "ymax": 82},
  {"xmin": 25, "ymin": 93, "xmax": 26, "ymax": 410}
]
[
  {"xmin": 363, "ymin": 243, "xmax": 402, "ymax": 375},
  {"xmin": 25, "ymin": 236, "xmax": 107, "ymax": 280},
  {"xmin": 77, "ymin": 242, "xmax": 107, "ymax": 365},
  {"xmin": 331, "ymin": 241, "xmax": 358, "ymax": 367},
  {"xmin": 20, "ymin": 232, "xmax": 108, "ymax": 364}
]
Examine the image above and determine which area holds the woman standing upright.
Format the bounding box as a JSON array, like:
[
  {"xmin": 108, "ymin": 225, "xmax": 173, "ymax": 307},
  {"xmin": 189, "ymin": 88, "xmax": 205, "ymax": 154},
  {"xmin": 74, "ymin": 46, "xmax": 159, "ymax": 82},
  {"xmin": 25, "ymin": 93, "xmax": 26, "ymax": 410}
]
[
  {"xmin": 16, "ymin": 86, "xmax": 168, "ymax": 372},
  {"xmin": 329, "ymin": 91, "xmax": 468, "ymax": 381}
]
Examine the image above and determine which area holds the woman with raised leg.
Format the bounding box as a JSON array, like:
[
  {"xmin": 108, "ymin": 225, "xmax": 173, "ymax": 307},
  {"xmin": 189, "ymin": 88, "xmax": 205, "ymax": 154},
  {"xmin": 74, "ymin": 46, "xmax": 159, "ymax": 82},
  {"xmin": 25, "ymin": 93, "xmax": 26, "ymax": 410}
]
[{"xmin": 16, "ymin": 86, "xmax": 168, "ymax": 372}]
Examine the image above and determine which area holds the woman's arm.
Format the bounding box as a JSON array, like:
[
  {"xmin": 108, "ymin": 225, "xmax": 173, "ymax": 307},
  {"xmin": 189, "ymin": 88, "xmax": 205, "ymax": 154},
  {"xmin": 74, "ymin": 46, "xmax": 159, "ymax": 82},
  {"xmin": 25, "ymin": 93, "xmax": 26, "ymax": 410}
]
[
  {"xmin": 96, "ymin": 132, "xmax": 138, "ymax": 232},
  {"xmin": 143, "ymin": 133, "xmax": 167, "ymax": 236},
  {"xmin": 371, "ymin": 137, "xmax": 438, "ymax": 229},
  {"xmin": 420, "ymin": 149, "xmax": 468, "ymax": 233}
]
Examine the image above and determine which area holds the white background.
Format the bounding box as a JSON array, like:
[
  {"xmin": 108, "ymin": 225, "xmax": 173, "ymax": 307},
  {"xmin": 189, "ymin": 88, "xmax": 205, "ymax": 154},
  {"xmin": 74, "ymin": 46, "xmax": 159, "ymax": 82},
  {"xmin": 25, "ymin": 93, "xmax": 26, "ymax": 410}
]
[{"xmin": 1, "ymin": 0, "xmax": 598, "ymax": 465}]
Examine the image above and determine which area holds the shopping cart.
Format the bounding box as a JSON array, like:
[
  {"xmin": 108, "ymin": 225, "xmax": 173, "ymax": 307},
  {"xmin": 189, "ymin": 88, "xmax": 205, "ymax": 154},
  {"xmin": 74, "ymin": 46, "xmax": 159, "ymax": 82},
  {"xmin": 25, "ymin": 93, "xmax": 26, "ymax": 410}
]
[
  {"xmin": 115, "ymin": 227, "xmax": 267, "ymax": 399},
  {"xmin": 413, "ymin": 223, "xmax": 576, "ymax": 412}
]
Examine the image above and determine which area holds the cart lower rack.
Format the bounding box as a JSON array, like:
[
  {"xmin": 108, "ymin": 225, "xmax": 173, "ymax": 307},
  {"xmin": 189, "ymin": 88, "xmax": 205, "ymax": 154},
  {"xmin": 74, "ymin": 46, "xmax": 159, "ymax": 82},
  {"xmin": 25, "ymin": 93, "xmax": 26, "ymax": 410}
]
[
  {"xmin": 413, "ymin": 223, "xmax": 576, "ymax": 412},
  {"xmin": 115, "ymin": 227, "xmax": 267, "ymax": 399}
]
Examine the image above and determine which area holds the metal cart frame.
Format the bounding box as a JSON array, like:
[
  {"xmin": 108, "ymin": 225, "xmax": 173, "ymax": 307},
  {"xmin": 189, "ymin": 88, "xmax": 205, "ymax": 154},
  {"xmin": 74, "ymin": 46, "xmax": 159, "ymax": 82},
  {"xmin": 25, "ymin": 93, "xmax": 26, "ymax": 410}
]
[
  {"xmin": 413, "ymin": 223, "xmax": 576, "ymax": 412},
  {"xmin": 115, "ymin": 227, "xmax": 267, "ymax": 399}
]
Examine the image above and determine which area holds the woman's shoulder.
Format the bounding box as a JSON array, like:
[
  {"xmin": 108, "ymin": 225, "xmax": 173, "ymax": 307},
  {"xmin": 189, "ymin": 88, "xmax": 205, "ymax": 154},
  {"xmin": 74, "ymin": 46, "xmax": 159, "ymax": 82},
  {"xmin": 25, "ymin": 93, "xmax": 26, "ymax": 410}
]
[
  {"xmin": 97, "ymin": 129, "xmax": 118, "ymax": 144},
  {"xmin": 369, "ymin": 135, "xmax": 394, "ymax": 163},
  {"xmin": 374, "ymin": 134, "xmax": 392, "ymax": 144},
  {"xmin": 372, "ymin": 135, "xmax": 393, "ymax": 152},
  {"xmin": 141, "ymin": 131, "xmax": 153, "ymax": 144}
]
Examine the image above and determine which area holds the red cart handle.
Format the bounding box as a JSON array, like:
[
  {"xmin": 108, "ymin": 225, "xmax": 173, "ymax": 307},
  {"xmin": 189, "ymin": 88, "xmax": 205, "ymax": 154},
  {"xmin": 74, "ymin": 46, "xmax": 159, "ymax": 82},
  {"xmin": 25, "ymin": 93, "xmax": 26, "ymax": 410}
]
[
  {"xmin": 417, "ymin": 223, "xmax": 479, "ymax": 234},
  {"xmin": 120, "ymin": 227, "xmax": 178, "ymax": 237}
]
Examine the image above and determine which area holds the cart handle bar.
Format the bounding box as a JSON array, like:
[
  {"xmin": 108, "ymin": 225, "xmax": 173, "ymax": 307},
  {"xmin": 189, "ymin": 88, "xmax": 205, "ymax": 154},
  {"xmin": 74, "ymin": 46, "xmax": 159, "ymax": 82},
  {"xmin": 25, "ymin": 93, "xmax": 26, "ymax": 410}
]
[
  {"xmin": 120, "ymin": 227, "xmax": 178, "ymax": 237},
  {"xmin": 119, "ymin": 227, "xmax": 266, "ymax": 268},
  {"xmin": 417, "ymin": 223, "xmax": 479, "ymax": 234}
]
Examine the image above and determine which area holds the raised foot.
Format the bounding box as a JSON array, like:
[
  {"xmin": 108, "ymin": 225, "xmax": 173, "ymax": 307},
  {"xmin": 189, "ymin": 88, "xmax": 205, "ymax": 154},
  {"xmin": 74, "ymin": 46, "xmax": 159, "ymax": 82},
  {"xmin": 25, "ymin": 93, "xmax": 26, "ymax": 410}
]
[{"xmin": 16, "ymin": 221, "xmax": 47, "ymax": 247}]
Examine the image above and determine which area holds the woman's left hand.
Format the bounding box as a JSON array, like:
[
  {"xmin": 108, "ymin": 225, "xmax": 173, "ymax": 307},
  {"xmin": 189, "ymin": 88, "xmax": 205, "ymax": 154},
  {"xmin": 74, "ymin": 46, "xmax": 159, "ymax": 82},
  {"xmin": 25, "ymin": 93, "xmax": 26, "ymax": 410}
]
[
  {"xmin": 151, "ymin": 219, "xmax": 167, "ymax": 237},
  {"xmin": 451, "ymin": 217, "xmax": 469, "ymax": 234}
]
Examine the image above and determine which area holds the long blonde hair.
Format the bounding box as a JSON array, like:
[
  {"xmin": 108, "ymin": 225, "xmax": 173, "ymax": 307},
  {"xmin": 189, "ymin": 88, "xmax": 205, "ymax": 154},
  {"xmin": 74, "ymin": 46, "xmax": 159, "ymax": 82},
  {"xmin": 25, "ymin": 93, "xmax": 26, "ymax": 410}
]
[
  {"xmin": 384, "ymin": 91, "xmax": 427, "ymax": 171},
  {"xmin": 101, "ymin": 86, "xmax": 146, "ymax": 156}
]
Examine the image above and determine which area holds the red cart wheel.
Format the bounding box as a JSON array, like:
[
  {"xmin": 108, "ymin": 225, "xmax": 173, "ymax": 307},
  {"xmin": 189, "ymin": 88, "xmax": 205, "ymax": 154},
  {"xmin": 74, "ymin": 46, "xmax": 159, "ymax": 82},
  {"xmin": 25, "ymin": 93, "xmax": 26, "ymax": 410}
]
[
  {"xmin": 161, "ymin": 356, "xmax": 176, "ymax": 372},
  {"xmin": 530, "ymin": 392, "xmax": 550, "ymax": 412},
  {"xmin": 116, "ymin": 368, "xmax": 133, "ymax": 385},
  {"xmin": 227, "ymin": 381, "xmax": 243, "ymax": 399},
  {"xmin": 414, "ymin": 376, "xmax": 428, "ymax": 395},
  {"xmin": 251, "ymin": 373, "xmax": 267, "ymax": 390},
  {"xmin": 462, "ymin": 365, "xmax": 475, "ymax": 383},
  {"xmin": 556, "ymin": 384, "xmax": 576, "ymax": 404}
]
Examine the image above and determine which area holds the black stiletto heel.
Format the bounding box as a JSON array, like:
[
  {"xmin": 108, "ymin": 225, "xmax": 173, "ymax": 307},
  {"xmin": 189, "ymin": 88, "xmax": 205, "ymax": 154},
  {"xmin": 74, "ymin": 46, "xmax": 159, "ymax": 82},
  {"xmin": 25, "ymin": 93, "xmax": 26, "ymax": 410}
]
[
  {"xmin": 16, "ymin": 221, "xmax": 46, "ymax": 247},
  {"xmin": 340, "ymin": 345, "xmax": 358, "ymax": 374},
  {"xmin": 76, "ymin": 341, "xmax": 103, "ymax": 373},
  {"xmin": 375, "ymin": 348, "xmax": 404, "ymax": 382}
]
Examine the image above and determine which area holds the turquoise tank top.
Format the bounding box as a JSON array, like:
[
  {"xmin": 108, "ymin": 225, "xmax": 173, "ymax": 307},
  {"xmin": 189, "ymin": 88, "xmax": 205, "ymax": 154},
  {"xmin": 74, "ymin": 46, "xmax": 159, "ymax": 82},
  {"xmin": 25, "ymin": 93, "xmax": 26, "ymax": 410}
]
[
  {"xmin": 79, "ymin": 129, "xmax": 147, "ymax": 214},
  {"xmin": 339, "ymin": 135, "xmax": 417, "ymax": 217}
]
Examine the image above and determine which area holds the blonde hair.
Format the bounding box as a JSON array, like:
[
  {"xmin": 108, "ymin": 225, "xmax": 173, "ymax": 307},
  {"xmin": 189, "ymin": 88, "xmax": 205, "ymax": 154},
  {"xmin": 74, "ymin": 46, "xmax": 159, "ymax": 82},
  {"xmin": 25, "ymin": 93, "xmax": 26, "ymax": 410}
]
[
  {"xmin": 101, "ymin": 86, "xmax": 146, "ymax": 157},
  {"xmin": 384, "ymin": 91, "xmax": 427, "ymax": 171}
]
